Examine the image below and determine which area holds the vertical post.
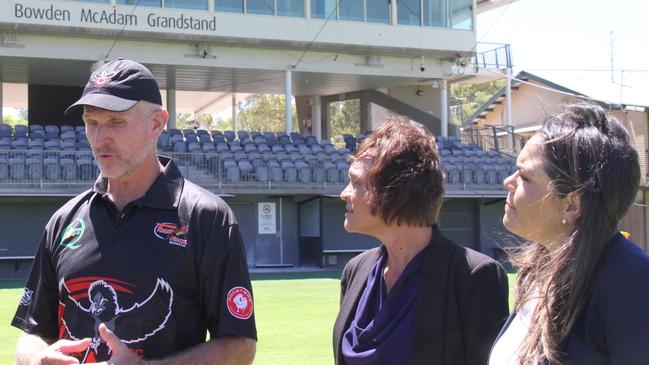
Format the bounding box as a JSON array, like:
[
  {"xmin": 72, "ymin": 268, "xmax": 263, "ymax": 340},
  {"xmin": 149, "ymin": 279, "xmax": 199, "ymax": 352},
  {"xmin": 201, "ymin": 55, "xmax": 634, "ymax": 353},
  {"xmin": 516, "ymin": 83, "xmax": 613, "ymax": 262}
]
[
  {"xmin": 390, "ymin": 0, "xmax": 397, "ymax": 25},
  {"xmin": 0, "ymin": 81, "xmax": 3, "ymax": 125},
  {"xmin": 440, "ymin": 79, "xmax": 448, "ymax": 138},
  {"xmin": 505, "ymin": 67, "xmax": 513, "ymax": 150},
  {"xmin": 321, "ymin": 97, "xmax": 329, "ymax": 140},
  {"xmin": 285, "ymin": 69, "xmax": 293, "ymax": 134},
  {"xmin": 279, "ymin": 197, "xmax": 284, "ymax": 265},
  {"xmin": 231, "ymin": 93, "xmax": 237, "ymax": 131},
  {"xmin": 312, "ymin": 96, "xmax": 322, "ymax": 141},
  {"xmin": 166, "ymin": 88, "xmax": 176, "ymax": 130}
]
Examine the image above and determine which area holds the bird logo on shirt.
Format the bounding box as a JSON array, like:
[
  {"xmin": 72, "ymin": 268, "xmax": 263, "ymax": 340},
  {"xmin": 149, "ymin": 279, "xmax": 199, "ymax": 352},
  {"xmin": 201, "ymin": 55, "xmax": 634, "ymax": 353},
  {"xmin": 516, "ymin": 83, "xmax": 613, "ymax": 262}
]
[{"xmin": 59, "ymin": 277, "xmax": 173, "ymax": 362}]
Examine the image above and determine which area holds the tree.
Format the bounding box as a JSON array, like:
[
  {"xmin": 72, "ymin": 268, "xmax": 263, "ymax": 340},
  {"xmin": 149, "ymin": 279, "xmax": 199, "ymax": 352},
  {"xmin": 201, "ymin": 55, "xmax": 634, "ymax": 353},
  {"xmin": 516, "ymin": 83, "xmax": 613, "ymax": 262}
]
[
  {"xmin": 2, "ymin": 108, "xmax": 28, "ymax": 127},
  {"xmin": 329, "ymin": 100, "xmax": 360, "ymax": 144},
  {"xmin": 235, "ymin": 95, "xmax": 297, "ymax": 132},
  {"xmin": 450, "ymin": 80, "xmax": 506, "ymax": 125}
]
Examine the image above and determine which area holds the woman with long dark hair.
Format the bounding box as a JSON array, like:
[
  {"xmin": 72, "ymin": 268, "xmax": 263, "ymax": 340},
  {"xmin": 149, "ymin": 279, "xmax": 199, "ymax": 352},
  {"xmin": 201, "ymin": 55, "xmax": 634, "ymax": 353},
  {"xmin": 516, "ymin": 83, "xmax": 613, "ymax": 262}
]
[{"xmin": 489, "ymin": 104, "xmax": 649, "ymax": 364}]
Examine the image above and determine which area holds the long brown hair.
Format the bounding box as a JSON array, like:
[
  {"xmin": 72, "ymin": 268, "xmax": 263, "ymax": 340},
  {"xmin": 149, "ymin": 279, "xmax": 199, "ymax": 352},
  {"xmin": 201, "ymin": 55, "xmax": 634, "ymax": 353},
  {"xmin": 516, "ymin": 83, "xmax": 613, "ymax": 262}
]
[{"xmin": 510, "ymin": 104, "xmax": 640, "ymax": 363}]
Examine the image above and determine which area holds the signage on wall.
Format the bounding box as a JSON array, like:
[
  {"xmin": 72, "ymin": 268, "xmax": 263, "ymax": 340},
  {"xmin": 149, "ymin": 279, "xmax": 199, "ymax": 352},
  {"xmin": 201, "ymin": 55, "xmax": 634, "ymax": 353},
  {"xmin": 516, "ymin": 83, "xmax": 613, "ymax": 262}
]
[
  {"xmin": 258, "ymin": 202, "xmax": 276, "ymax": 235},
  {"xmin": 5, "ymin": 1, "xmax": 218, "ymax": 34}
]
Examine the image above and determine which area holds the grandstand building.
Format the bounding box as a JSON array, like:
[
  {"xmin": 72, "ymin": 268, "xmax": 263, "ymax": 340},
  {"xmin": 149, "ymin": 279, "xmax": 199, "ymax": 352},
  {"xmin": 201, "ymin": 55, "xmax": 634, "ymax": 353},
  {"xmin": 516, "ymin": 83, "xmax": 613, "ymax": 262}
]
[{"xmin": 0, "ymin": 0, "xmax": 517, "ymax": 276}]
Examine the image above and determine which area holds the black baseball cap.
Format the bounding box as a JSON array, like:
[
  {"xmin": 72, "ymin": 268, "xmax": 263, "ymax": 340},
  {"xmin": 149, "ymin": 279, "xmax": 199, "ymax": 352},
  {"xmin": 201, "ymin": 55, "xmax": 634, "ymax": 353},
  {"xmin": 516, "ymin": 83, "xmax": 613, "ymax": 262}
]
[{"xmin": 65, "ymin": 58, "xmax": 162, "ymax": 114}]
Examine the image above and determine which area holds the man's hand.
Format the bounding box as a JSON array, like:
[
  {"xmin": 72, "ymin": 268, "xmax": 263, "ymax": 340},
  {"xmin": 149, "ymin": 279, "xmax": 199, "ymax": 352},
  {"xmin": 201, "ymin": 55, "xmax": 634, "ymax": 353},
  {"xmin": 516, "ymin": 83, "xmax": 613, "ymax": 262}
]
[
  {"xmin": 86, "ymin": 324, "xmax": 142, "ymax": 365},
  {"xmin": 16, "ymin": 336, "xmax": 91, "ymax": 365}
]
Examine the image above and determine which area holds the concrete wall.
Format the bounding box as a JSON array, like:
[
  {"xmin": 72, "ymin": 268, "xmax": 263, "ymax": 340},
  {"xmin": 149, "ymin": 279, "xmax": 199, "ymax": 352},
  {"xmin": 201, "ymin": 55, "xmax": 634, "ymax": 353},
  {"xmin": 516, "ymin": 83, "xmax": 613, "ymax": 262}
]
[{"xmin": 0, "ymin": 196, "xmax": 70, "ymax": 277}]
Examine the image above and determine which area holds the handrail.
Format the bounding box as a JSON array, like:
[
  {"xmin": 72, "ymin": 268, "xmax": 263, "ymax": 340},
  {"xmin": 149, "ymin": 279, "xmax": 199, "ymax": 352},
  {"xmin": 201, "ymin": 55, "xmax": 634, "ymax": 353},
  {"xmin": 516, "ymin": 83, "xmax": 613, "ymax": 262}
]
[{"xmin": 470, "ymin": 43, "xmax": 513, "ymax": 69}]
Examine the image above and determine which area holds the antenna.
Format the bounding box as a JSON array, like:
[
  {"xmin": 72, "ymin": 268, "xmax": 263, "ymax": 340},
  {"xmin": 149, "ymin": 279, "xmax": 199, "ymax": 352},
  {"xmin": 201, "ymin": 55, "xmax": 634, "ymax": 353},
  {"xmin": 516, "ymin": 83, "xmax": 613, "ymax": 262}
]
[{"xmin": 609, "ymin": 31, "xmax": 615, "ymax": 84}]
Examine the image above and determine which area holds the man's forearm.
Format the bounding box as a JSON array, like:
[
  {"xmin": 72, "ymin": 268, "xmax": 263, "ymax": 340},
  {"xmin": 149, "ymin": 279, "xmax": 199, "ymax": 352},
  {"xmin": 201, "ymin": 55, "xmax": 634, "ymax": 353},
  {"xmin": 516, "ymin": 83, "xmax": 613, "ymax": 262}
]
[{"xmin": 148, "ymin": 336, "xmax": 256, "ymax": 365}]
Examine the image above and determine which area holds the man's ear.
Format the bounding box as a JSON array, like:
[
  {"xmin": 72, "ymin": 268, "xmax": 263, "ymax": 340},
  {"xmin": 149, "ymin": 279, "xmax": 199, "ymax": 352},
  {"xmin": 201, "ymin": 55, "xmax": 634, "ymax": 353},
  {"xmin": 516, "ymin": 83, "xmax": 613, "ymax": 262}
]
[
  {"xmin": 151, "ymin": 109, "xmax": 169, "ymax": 136},
  {"xmin": 562, "ymin": 191, "xmax": 581, "ymax": 225}
]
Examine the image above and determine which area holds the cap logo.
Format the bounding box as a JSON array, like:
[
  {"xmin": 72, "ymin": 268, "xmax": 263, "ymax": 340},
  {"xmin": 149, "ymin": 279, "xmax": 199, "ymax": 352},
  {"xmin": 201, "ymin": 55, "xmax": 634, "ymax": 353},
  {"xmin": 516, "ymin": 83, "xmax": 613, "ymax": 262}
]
[
  {"xmin": 226, "ymin": 287, "xmax": 253, "ymax": 320},
  {"xmin": 91, "ymin": 70, "xmax": 118, "ymax": 87}
]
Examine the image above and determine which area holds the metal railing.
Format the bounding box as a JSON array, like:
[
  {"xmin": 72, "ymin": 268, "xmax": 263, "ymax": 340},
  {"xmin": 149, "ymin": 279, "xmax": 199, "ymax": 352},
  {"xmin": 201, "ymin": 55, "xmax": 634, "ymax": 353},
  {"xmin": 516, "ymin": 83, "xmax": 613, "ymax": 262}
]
[
  {"xmin": 460, "ymin": 125, "xmax": 527, "ymax": 157},
  {"xmin": 470, "ymin": 42, "xmax": 513, "ymax": 69},
  {"xmin": 0, "ymin": 149, "xmax": 509, "ymax": 195}
]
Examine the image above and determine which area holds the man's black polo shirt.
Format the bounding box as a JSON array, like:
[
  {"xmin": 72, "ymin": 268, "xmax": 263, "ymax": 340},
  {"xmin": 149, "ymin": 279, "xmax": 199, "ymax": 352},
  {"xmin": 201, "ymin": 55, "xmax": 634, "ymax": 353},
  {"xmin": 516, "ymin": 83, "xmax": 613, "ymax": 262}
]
[{"xmin": 12, "ymin": 156, "xmax": 256, "ymax": 362}]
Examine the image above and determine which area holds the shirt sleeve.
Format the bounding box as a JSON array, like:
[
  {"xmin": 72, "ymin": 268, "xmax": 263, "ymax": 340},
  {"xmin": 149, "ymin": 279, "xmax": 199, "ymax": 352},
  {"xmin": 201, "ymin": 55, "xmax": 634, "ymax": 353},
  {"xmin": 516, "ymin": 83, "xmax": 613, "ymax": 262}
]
[
  {"xmin": 199, "ymin": 219, "xmax": 257, "ymax": 341},
  {"xmin": 11, "ymin": 229, "xmax": 61, "ymax": 340}
]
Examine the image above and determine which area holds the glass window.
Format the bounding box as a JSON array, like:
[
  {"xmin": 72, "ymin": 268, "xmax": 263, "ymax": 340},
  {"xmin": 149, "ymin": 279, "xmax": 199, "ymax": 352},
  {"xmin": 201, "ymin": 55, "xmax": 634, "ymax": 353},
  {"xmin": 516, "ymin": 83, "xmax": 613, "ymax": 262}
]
[
  {"xmin": 117, "ymin": 0, "xmax": 161, "ymax": 6},
  {"xmin": 165, "ymin": 0, "xmax": 208, "ymax": 10},
  {"xmin": 423, "ymin": 0, "xmax": 446, "ymax": 27},
  {"xmin": 339, "ymin": 0, "xmax": 363, "ymax": 21},
  {"xmin": 247, "ymin": 0, "xmax": 275, "ymax": 15},
  {"xmin": 277, "ymin": 0, "xmax": 304, "ymax": 17},
  {"xmin": 398, "ymin": 0, "xmax": 420, "ymax": 25},
  {"xmin": 216, "ymin": 0, "xmax": 244, "ymax": 13},
  {"xmin": 311, "ymin": 0, "xmax": 336, "ymax": 19},
  {"xmin": 450, "ymin": 0, "xmax": 472, "ymax": 30},
  {"xmin": 67, "ymin": 0, "xmax": 109, "ymax": 3},
  {"xmin": 366, "ymin": 0, "xmax": 389, "ymax": 24}
]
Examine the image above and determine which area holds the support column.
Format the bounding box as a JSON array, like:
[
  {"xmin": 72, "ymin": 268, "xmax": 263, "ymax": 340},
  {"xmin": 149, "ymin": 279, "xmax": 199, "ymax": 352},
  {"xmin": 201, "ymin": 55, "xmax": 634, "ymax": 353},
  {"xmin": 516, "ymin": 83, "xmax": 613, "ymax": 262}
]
[
  {"xmin": 440, "ymin": 79, "xmax": 448, "ymax": 138},
  {"xmin": 312, "ymin": 96, "xmax": 322, "ymax": 141},
  {"xmin": 360, "ymin": 97, "xmax": 371, "ymax": 135},
  {"xmin": 0, "ymin": 81, "xmax": 3, "ymax": 124},
  {"xmin": 166, "ymin": 88, "xmax": 176, "ymax": 130},
  {"xmin": 285, "ymin": 70, "xmax": 293, "ymax": 134},
  {"xmin": 321, "ymin": 98, "xmax": 330, "ymax": 140},
  {"xmin": 231, "ymin": 93, "xmax": 237, "ymax": 131},
  {"xmin": 505, "ymin": 68, "xmax": 514, "ymax": 149},
  {"xmin": 390, "ymin": 0, "xmax": 397, "ymax": 25}
]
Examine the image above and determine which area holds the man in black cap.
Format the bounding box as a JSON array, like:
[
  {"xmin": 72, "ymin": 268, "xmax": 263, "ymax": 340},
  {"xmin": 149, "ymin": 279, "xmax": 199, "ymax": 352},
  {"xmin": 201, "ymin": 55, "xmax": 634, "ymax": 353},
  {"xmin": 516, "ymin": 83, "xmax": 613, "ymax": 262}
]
[{"xmin": 12, "ymin": 59, "xmax": 257, "ymax": 364}]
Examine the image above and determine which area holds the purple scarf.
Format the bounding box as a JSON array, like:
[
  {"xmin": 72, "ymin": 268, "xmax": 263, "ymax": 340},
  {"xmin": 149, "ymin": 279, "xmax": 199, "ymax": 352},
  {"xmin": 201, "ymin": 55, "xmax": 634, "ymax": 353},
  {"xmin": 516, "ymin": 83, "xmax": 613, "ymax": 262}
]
[{"xmin": 342, "ymin": 246, "xmax": 427, "ymax": 365}]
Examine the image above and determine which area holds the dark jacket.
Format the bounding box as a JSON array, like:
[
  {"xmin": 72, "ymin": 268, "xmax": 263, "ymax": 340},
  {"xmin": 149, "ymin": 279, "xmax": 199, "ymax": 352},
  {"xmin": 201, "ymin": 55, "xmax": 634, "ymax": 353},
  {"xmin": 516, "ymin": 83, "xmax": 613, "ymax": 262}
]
[
  {"xmin": 333, "ymin": 225, "xmax": 509, "ymax": 365},
  {"xmin": 494, "ymin": 234, "xmax": 649, "ymax": 365}
]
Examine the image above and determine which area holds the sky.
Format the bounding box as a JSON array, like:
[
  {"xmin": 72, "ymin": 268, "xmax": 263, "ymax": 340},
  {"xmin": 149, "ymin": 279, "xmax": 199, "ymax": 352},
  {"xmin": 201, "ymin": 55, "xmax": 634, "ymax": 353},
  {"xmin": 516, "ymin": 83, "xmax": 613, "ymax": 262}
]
[{"xmin": 476, "ymin": 0, "xmax": 649, "ymax": 107}]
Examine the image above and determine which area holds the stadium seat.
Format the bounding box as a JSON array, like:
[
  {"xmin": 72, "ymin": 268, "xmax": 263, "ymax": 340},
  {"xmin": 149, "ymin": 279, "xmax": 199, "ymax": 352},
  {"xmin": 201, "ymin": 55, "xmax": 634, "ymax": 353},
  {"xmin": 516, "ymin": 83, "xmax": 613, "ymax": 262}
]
[
  {"xmin": 43, "ymin": 158, "xmax": 60, "ymax": 180},
  {"xmin": 284, "ymin": 144, "xmax": 298, "ymax": 154},
  {"xmin": 215, "ymin": 143, "xmax": 229, "ymax": 153},
  {"xmin": 224, "ymin": 131, "xmax": 236, "ymax": 142},
  {"xmin": 229, "ymin": 142, "xmax": 243, "ymax": 153},
  {"xmin": 304, "ymin": 135, "xmax": 317, "ymax": 146},
  {"xmin": 25, "ymin": 157, "xmax": 43, "ymax": 180},
  {"xmin": 271, "ymin": 145, "xmax": 285, "ymax": 154},
  {"xmin": 61, "ymin": 159, "xmax": 76, "ymax": 181},
  {"xmin": 266, "ymin": 159, "xmax": 283, "ymax": 182},
  {"xmin": 323, "ymin": 143, "xmax": 335, "ymax": 155},
  {"xmin": 244, "ymin": 144, "xmax": 258, "ymax": 154},
  {"xmin": 8, "ymin": 157, "xmax": 26, "ymax": 180},
  {"xmin": 14, "ymin": 125, "xmax": 28, "ymax": 139},
  {"xmin": 158, "ymin": 131, "xmax": 170, "ymax": 148},
  {"xmin": 198, "ymin": 133, "xmax": 212, "ymax": 145},
  {"xmin": 75, "ymin": 126, "xmax": 86, "ymax": 133},
  {"xmin": 44, "ymin": 125, "xmax": 60, "ymax": 141},
  {"xmin": 297, "ymin": 144, "xmax": 312, "ymax": 155},
  {"xmin": 281, "ymin": 160, "xmax": 297, "ymax": 182},
  {"xmin": 30, "ymin": 129, "xmax": 45, "ymax": 140},
  {"xmin": 0, "ymin": 124, "xmax": 12, "ymax": 138},
  {"xmin": 223, "ymin": 158, "xmax": 240, "ymax": 182},
  {"xmin": 60, "ymin": 125, "xmax": 74, "ymax": 133},
  {"xmin": 336, "ymin": 161, "xmax": 350, "ymax": 184},
  {"xmin": 237, "ymin": 131, "xmax": 249, "ymax": 142},
  {"xmin": 0, "ymin": 157, "xmax": 8, "ymax": 180},
  {"xmin": 257, "ymin": 143, "xmax": 271, "ymax": 154},
  {"xmin": 213, "ymin": 134, "xmax": 226, "ymax": 144},
  {"xmin": 173, "ymin": 141, "xmax": 187, "ymax": 153},
  {"xmin": 324, "ymin": 160, "xmax": 338, "ymax": 183},
  {"xmin": 184, "ymin": 133, "xmax": 199, "ymax": 144}
]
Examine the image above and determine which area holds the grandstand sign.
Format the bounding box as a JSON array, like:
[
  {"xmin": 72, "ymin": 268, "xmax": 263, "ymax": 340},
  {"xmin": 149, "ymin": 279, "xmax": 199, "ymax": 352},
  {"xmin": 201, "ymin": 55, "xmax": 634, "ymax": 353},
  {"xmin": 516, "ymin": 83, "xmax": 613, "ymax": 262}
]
[
  {"xmin": 4, "ymin": 1, "xmax": 218, "ymax": 35},
  {"xmin": 258, "ymin": 203, "xmax": 276, "ymax": 235}
]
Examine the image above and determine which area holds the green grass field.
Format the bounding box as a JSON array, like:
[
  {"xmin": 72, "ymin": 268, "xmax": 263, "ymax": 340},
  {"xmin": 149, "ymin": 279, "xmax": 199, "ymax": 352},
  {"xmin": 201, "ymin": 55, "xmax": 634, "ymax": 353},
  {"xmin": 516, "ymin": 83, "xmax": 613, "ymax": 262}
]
[{"xmin": 0, "ymin": 273, "xmax": 516, "ymax": 364}]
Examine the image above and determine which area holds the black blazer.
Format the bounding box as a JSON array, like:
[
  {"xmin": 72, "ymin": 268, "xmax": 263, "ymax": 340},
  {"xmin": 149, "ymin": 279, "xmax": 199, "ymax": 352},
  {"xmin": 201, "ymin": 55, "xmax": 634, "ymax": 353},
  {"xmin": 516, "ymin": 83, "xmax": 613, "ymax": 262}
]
[{"xmin": 333, "ymin": 225, "xmax": 509, "ymax": 365}]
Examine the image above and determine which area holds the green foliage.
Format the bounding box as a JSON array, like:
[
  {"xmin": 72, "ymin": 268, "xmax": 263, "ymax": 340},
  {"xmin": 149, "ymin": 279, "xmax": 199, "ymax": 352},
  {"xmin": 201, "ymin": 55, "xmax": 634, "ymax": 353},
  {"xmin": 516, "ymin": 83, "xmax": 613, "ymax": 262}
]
[
  {"xmin": 329, "ymin": 100, "xmax": 360, "ymax": 144},
  {"xmin": 2, "ymin": 108, "xmax": 28, "ymax": 127},
  {"xmin": 235, "ymin": 95, "xmax": 298, "ymax": 133},
  {"xmin": 450, "ymin": 80, "xmax": 506, "ymax": 125}
]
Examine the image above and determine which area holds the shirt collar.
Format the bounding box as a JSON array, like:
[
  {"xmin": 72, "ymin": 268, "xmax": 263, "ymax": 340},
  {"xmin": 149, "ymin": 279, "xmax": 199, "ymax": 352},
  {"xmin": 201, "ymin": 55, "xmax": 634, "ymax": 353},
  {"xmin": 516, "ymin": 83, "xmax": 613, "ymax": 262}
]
[{"xmin": 92, "ymin": 155, "xmax": 183, "ymax": 209}]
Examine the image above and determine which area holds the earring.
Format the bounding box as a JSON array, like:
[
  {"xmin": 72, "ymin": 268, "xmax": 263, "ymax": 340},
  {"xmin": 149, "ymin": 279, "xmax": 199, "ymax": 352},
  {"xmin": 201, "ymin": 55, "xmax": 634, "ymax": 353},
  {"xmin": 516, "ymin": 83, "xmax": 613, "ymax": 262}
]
[{"xmin": 562, "ymin": 218, "xmax": 568, "ymax": 225}]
